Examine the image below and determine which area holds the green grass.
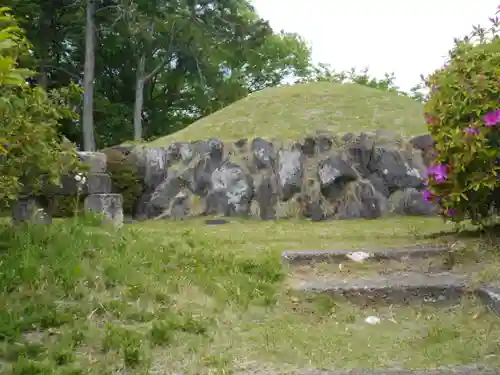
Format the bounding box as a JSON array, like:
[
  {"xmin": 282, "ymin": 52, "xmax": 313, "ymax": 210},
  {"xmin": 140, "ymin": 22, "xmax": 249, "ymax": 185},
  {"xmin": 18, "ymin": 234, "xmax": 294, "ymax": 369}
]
[
  {"xmin": 1, "ymin": 216, "xmax": 500, "ymax": 374},
  {"xmin": 146, "ymin": 82, "xmax": 426, "ymax": 146}
]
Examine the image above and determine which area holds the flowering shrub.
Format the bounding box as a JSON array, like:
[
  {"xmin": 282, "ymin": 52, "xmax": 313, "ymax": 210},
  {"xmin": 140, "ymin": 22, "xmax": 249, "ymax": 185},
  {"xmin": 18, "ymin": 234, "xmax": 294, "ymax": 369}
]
[{"xmin": 423, "ymin": 6, "xmax": 500, "ymax": 225}]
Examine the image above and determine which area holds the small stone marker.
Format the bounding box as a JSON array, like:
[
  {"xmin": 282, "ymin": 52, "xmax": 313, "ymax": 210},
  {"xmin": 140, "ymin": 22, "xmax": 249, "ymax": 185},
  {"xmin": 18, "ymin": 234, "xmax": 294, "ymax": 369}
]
[
  {"xmin": 12, "ymin": 197, "xmax": 52, "ymax": 225},
  {"xmin": 205, "ymin": 219, "xmax": 229, "ymax": 225}
]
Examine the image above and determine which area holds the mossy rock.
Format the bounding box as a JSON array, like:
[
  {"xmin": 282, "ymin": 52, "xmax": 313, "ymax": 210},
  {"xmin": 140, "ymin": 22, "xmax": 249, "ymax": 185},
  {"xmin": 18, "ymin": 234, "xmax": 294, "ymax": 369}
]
[{"xmin": 102, "ymin": 148, "xmax": 143, "ymax": 215}]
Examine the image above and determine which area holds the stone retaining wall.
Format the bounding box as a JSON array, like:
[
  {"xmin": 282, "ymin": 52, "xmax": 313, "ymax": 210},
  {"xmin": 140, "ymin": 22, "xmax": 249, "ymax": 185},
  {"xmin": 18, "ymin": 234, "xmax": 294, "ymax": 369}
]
[
  {"xmin": 109, "ymin": 131, "xmax": 437, "ymax": 221},
  {"xmin": 12, "ymin": 131, "xmax": 437, "ymax": 224},
  {"xmin": 12, "ymin": 151, "xmax": 124, "ymax": 227}
]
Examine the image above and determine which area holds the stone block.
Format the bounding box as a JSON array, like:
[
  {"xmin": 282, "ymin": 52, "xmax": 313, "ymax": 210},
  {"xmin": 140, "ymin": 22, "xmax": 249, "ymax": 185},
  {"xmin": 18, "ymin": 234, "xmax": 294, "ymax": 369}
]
[
  {"xmin": 49, "ymin": 173, "xmax": 112, "ymax": 196},
  {"xmin": 475, "ymin": 285, "xmax": 500, "ymax": 317},
  {"xmin": 84, "ymin": 193, "xmax": 123, "ymax": 227},
  {"xmin": 86, "ymin": 173, "xmax": 112, "ymax": 194},
  {"xmin": 11, "ymin": 197, "xmax": 52, "ymax": 225},
  {"xmin": 77, "ymin": 151, "xmax": 107, "ymax": 173}
]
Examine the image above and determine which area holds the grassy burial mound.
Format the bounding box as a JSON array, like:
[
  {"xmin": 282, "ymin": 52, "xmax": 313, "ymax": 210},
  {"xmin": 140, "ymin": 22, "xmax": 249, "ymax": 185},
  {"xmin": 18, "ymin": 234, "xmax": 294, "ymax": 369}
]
[
  {"xmin": 147, "ymin": 82, "xmax": 427, "ymax": 146},
  {"xmin": 105, "ymin": 83, "xmax": 431, "ymax": 222}
]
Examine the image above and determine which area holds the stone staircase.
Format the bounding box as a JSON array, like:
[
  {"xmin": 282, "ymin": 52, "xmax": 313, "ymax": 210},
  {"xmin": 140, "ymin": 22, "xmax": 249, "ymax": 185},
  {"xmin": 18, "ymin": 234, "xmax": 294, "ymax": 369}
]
[
  {"xmin": 282, "ymin": 246, "xmax": 500, "ymax": 314},
  {"xmin": 243, "ymin": 245, "xmax": 500, "ymax": 375}
]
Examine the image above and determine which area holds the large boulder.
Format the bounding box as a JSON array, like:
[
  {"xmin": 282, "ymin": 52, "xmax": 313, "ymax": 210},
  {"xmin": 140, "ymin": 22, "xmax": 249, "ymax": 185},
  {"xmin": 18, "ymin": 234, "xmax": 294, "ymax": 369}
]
[
  {"xmin": 205, "ymin": 162, "xmax": 253, "ymax": 216},
  {"xmin": 278, "ymin": 143, "xmax": 305, "ymax": 201}
]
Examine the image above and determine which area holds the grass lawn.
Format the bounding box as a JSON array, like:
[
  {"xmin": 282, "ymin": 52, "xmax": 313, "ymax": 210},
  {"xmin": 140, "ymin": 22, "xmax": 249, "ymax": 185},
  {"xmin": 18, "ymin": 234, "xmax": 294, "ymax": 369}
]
[
  {"xmin": 146, "ymin": 82, "xmax": 426, "ymax": 146},
  {"xmin": 1, "ymin": 216, "xmax": 499, "ymax": 374}
]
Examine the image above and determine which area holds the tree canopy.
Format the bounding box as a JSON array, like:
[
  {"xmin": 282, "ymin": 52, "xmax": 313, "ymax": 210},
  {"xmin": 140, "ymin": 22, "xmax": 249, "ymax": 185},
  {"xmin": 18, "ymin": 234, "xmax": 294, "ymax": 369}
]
[{"xmin": 4, "ymin": 0, "xmax": 312, "ymax": 148}]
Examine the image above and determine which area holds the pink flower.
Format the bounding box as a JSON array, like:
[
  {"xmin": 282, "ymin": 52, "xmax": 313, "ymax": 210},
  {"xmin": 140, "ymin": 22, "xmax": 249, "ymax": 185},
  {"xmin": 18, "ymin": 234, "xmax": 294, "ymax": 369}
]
[
  {"xmin": 483, "ymin": 109, "xmax": 500, "ymax": 127},
  {"xmin": 427, "ymin": 164, "xmax": 448, "ymax": 183},
  {"xmin": 465, "ymin": 126, "xmax": 480, "ymax": 135},
  {"xmin": 424, "ymin": 112, "xmax": 439, "ymax": 125},
  {"xmin": 423, "ymin": 189, "xmax": 433, "ymax": 202},
  {"xmin": 444, "ymin": 208, "xmax": 457, "ymax": 216}
]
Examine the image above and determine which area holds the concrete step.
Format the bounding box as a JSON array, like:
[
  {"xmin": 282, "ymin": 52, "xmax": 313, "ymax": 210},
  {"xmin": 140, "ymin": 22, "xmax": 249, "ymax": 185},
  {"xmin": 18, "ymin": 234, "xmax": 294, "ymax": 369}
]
[
  {"xmin": 290, "ymin": 273, "xmax": 468, "ymax": 306},
  {"xmin": 290, "ymin": 273, "xmax": 500, "ymax": 316},
  {"xmin": 234, "ymin": 366, "xmax": 498, "ymax": 375},
  {"xmin": 475, "ymin": 285, "xmax": 500, "ymax": 316},
  {"xmin": 281, "ymin": 245, "xmax": 450, "ymax": 266}
]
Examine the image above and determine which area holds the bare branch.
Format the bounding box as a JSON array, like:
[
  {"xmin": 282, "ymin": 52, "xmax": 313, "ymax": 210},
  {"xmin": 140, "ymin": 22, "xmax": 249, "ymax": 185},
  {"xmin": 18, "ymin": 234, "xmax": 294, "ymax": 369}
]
[
  {"xmin": 143, "ymin": 20, "xmax": 177, "ymax": 82},
  {"xmin": 143, "ymin": 57, "xmax": 169, "ymax": 82}
]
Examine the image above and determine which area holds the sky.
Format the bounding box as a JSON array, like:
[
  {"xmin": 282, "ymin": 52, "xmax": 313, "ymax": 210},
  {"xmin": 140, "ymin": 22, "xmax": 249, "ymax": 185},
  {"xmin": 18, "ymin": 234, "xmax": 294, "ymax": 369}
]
[{"xmin": 251, "ymin": 1, "xmax": 499, "ymax": 92}]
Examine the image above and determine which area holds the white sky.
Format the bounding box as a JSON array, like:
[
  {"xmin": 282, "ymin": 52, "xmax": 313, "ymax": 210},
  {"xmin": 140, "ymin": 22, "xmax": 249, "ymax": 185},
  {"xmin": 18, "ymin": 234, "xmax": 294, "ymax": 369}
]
[{"xmin": 251, "ymin": 1, "xmax": 499, "ymax": 91}]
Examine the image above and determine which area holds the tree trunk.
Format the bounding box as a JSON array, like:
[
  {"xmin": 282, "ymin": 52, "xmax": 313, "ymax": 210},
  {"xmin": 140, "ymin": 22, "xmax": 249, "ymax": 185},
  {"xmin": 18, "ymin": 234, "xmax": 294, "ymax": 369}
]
[
  {"xmin": 133, "ymin": 53, "xmax": 146, "ymax": 142},
  {"xmin": 82, "ymin": 0, "xmax": 96, "ymax": 151}
]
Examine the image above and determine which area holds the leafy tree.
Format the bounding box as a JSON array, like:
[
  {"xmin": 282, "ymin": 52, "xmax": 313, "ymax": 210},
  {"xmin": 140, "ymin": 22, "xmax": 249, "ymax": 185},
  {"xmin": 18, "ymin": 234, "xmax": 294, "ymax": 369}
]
[
  {"xmin": 299, "ymin": 63, "xmax": 426, "ymax": 102},
  {"xmin": 0, "ymin": 7, "xmax": 79, "ymax": 202},
  {"xmin": 5, "ymin": 0, "xmax": 312, "ymax": 147}
]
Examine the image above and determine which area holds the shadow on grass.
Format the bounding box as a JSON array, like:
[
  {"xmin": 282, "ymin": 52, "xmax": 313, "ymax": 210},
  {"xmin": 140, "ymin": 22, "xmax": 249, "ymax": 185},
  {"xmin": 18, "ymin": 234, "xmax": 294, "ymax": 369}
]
[{"xmin": 420, "ymin": 223, "xmax": 500, "ymax": 241}]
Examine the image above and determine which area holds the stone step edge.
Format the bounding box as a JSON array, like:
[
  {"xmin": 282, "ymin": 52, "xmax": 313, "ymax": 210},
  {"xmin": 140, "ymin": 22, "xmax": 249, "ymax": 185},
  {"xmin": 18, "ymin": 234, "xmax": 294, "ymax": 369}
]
[
  {"xmin": 234, "ymin": 366, "xmax": 498, "ymax": 375},
  {"xmin": 281, "ymin": 245, "xmax": 450, "ymax": 265},
  {"xmin": 291, "ymin": 275, "xmax": 500, "ymax": 316}
]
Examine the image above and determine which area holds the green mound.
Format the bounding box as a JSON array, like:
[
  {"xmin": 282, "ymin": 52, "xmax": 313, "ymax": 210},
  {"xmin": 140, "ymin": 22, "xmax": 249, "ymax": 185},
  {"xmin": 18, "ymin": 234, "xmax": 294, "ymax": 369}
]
[{"xmin": 147, "ymin": 82, "xmax": 426, "ymax": 147}]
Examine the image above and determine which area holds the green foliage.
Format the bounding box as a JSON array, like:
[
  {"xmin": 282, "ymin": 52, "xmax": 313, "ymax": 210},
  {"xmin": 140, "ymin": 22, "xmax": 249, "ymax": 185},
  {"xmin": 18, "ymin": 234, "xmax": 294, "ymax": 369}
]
[
  {"xmin": 423, "ymin": 7, "xmax": 500, "ymax": 225},
  {"xmin": 298, "ymin": 64, "xmax": 426, "ymax": 102},
  {"xmin": 102, "ymin": 148, "xmax": 143, "ymax": 215},
  {"xmin": 4, "ymin": 0, "xmax": 314, "ymax": 147},
  {"xmin": 48, "ymin": 195, "xmax": 83, "ymax": 218},
  {"xmin": 0, "ymin": 7, "xmax": 80, "ymax": 203}
]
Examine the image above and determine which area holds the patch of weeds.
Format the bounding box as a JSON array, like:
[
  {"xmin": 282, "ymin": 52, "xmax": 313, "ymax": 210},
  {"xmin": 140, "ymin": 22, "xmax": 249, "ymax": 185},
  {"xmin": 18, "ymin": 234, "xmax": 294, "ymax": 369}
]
[
  {"xmin": 1, "ymin": 342, "xmax": 47, "ymax": 361},
  {"xmin": 51, "ymin": 347, "xmax": 74, "ymax": 366},
  {"xmin": 149, "ymin": 321, "xmax": 175, "ymax": 346},
  {"xmin": 124, "ymin": 309, "xmax": 156, "ymax": 323},
  {"xmin": 177, "ymin": 313, "xmax": 210, "ymax": 335},
  {"xmin": 309, "ymin": 294, "xmax": 340, "ymax": 316},
  {"xmin": 69, "ymin": 327, "xmax": 86, "ymax": 346},
  {"xmin": 202, "ymin": 353, "xmax": 232, "ymax": 372},
  {"xmin": 125, "ymin": 284, "xmax": 149, "ymax": 300},
  {"xmin": 0, "ymin": 296, "xmax": 77, "ymax": 341},
  {"xmin": 423, "ymin": 324, "xmax": 461, "ymax": 344},
  {"xmin": 10, "ymin": 357, "xmax": 56, "ymax": 375},
  {"xmin": 102, "ymin": 324, "xmax": 150, "ymax": 369},
  {"xmin": 149, "ymin": 310, "xmax": 212, "ymax": 347},
  {"xmin": 99, "ymin": 298, "xmax": 161, "ymax": 323},
  {"xmin": 152, "ymin": 291, "xmax": 171, "ymax": 304},
  {"xmin": 99, "ymin": 299, "xmax": 129, "ymax": 319},
  {"xmin": 48, "ymin": 329, "xmax": 84, "ymax": 366}
]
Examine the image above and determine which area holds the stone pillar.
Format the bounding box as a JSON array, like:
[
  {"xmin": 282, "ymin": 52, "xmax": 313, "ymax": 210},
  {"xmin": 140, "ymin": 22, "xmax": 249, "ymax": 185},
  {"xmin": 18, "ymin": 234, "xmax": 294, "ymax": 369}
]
[
  {"xmin": 84, "ymin": 193, "xmax": 124, "ymax": 227},
  {"xmin": 80, "ymin": 152, "xmax": 124, "ymax": 227},
  {"xmin": 11, "ymin": 197, "xmax": 52, "ymax": 225}
]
